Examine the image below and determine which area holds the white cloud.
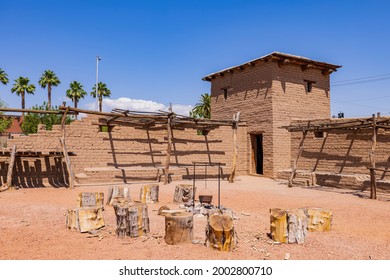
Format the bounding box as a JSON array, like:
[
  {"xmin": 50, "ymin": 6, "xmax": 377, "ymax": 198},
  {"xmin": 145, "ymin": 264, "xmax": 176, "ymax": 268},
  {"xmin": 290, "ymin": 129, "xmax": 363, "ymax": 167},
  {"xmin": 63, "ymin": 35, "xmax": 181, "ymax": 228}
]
[{"xmin": 85, "ymin": 97, "xmax": 194, "ymax": 116}]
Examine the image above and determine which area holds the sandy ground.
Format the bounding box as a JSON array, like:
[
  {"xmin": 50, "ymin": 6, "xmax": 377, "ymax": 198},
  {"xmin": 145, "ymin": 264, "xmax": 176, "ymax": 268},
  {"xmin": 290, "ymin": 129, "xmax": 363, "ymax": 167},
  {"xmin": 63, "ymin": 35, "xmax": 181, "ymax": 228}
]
[{"xmin": 0, "ymin": 176, "xmax": 389, "ymax": 260}]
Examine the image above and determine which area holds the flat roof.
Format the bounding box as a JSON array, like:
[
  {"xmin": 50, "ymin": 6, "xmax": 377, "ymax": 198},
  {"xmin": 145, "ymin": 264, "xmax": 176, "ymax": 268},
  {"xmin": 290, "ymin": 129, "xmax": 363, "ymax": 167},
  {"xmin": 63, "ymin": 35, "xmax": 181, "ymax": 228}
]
[{"xmin": 202, "ymin": 51, "xmax": 342, "ymax": 81}]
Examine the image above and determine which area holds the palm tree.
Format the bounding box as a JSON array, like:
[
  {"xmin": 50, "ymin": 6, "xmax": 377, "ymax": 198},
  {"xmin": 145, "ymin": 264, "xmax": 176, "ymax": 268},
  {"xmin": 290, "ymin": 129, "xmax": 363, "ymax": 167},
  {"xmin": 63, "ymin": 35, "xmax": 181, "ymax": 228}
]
[
  {"xmin": 66, "ymin": 81, "xmax": 87, "ymax": 109},
  {"xmin": 91, "ymin": 82, "xmax": 111, "ymax": 112},
  {"xmin": 190, "ymin": 93, "xmax": 211, "ymax": 119},
  {"xmin": 11, "ymin": 76, "xmax": 36, "ymax": 110},
  {"xmin": 39, "ymin": 70, "xmax": 61, "ymax": 109},
  {"xmin": 0, "ymin": 68, "xmax": 9, "ymax": 86}
]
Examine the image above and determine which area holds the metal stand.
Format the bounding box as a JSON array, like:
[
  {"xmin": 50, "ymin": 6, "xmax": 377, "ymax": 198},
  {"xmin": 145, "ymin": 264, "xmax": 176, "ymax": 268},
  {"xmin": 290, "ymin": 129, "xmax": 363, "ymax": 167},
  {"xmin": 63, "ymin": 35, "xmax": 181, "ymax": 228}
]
[{"xmin": 192, "ymin": 162, "xmax": 222, "ymax": 210}]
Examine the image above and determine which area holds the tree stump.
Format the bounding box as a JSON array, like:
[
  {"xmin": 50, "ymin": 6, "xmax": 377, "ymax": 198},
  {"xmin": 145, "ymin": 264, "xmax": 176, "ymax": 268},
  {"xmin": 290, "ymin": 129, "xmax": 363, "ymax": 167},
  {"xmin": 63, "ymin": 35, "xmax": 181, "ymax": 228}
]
[
  {"xmin": 205, "ymin": 213, "xmax": 236, "ymax": 251},
  {"xmin": 140, "ymin": 184, "xmax": 159, "ymax": 204},
  {"xmin": 270, "ymin": 208, "xmax": 288, "ymax": 243},
  {"xmin": 164, "ymin": 212, "xmax": 193, "ymax": 245},
  {"xmin": 286, "ymin": 209, "xmax": 308, "ymax": 244},
  {"xmin": 77, "ymin": 192, "xmax": 104, "ymax": 209},
  {"xmin": 107, "ymin": 186, "xmax": 131, "ymax": 205},
  {"xmin": 66, "ymin": 207, "xmax": 105, "ymax": 233},
  {"xmin": 173, "ymin": 184, "xmax": 196, "ymax": 203},
  {"xmin": 303, "ymin": 207, "xmax": 332, "ymax": 232},
  {"xmin": 113, "ymin": 202, "xmax": 150, "ymax": 238}
]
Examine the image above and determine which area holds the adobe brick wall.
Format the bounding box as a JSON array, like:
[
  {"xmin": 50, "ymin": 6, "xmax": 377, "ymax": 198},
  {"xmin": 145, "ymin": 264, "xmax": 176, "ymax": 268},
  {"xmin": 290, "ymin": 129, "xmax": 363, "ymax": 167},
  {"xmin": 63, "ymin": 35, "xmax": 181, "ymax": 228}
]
[
  {"xmin": 0, "ymin": 115, "xmax": 248, "ymax": 187},
  {"xmin": 209, "ymin": 60, "xmax": 331, "ymax": 177}
]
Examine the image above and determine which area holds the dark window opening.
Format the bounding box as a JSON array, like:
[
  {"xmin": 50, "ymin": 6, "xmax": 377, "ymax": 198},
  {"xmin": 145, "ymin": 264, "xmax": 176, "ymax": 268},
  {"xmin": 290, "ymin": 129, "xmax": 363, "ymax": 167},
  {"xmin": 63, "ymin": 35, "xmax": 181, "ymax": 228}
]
[
  {"xmin": 314, "ymin": 131, "xmax": 326, "ymax": 139},
  {"xmin": 223, "ymin": 88, "xmax": 228, "ymax": 100},
  {"xmin": 304, "ymin": 80, "xmax": 316, "ymax": 93},
  {"xmin": 197, "ymin": 129, "xmax": 209, "ymax": 136},
  {"xmin": 250, "ymin": 134, "xmax": 263, "ymax": 175}
]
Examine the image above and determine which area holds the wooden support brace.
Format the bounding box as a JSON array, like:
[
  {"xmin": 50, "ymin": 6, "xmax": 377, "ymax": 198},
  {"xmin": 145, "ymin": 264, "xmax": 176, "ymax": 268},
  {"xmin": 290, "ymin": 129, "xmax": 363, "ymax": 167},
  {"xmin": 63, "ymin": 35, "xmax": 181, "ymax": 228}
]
[
  {"xmin": 289, "ymin": 130, "xmax": 307, "ymax": 187},
  {"xmin": 0, "ymin": 145, "xmax": 16, "ymax": 192},
  {"xmin": 164, "ymin": 113, "xmax": 173, "ymax": 185},
  {"xmin": 229, "ymin": 112, "xmax": 240, "ymax": 183},
  {"xmin": 369, "ymin": 114, "xmax": 377, "ymax": 199}
]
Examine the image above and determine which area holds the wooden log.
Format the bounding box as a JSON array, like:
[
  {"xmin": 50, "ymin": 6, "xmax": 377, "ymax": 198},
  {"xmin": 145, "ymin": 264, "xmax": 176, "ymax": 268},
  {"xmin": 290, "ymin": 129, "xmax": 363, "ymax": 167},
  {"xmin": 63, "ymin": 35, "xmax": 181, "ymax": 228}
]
[
  {"xmin": 113, "ymin": 202, "xmax": 150, "ymax": 238},
  {"xmin": 107, "ymin": 186, "xmax": 131, "ymax": 205},
  {"xmin": 164, "ymin": 212, "xmax": 193, "ymax": 245},
  {"xmin": 270, "ymin": 208, "xmax": 288, "ymax": 243},
  {"xmin": 303, "ymin": 207, "xmax": 332, "ymax": 232},
  {"xmin": 229, "ymin": 112, "xmax": 240, "ymax": 183},
  {"xmin": 164, "ymin": 113, "xmax": 173, "ymax": 185},
  {"xmin": 205, "ymin": 213, "xmax": 236, "ymax": 251},
  {"xmin": 0, "ymin": 145, "xmax": 16, "ymax": 192},
  {"xmin": 77, "ymin": 192, "xmax": 104, "ymax": 209},
  {"xmin": 173, "ymin": 184, "xmax": 196, "ymax": 203},
  {"xmin": 286, "ymin": 209, "xmax": 308, "ymax": 244},
  {"xmin": 289, "ymin": 130, "xmax": 307, "ymax": 187},
  {"xmin": 60, "ymin": 138, "xmax": 75, "ymax": 189},
  {"xmin": 369, "ymin": 114, "xmax": 377, "ymax": 199},
  {"xmin": 66, "ymin": 207, "xmax": 105, "ymax": 233},
  {"xmin": 139, "ymin": 184, "xmax": 159, "ymax": 203}
]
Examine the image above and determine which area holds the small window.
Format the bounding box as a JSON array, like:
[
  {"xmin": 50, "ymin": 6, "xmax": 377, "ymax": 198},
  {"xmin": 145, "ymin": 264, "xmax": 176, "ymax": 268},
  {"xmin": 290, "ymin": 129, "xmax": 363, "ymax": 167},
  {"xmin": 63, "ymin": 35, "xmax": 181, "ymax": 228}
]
[
  {"xmin": 314, "ymin": 131, "xmax": 326, "ymax": 139},
  {"xmin": 197, "ymin": 129, "xmax": 209, "ymax": 136},
  {"xmin": 304, "ymin": 80, "xmax": 316, "ymax": 93},
  {"xmin": 99, "ymin": 125, "xmax": 113, "ymax": 132},
  {"xmin": 223, "ymin": 88, "xmax": 228, "ymax": 100}
]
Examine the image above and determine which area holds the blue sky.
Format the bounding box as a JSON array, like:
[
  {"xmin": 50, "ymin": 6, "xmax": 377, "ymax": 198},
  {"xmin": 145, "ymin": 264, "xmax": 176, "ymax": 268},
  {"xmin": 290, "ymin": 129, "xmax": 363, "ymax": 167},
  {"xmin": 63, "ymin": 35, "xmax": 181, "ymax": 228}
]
[{"xmin": 1, "ymin": 0, "xmax": 390, "ymax": 117}]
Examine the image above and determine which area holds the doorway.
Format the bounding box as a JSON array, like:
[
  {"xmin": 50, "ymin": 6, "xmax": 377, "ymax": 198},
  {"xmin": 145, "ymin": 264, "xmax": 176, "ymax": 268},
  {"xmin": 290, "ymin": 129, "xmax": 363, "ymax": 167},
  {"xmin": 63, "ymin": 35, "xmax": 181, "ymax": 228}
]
[{"xmin": 251, "ymin": 134, "xmax": 263, "ymax": 175}]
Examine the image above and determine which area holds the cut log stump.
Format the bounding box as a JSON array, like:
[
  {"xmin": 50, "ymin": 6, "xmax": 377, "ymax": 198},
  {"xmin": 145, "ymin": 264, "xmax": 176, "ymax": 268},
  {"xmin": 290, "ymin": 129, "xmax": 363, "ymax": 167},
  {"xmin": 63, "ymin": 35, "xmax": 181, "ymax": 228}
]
[
  {"xmin": 77, "ymin": 192, "xmax": 104, "ymax": 209},
  {"xmin": 66, "ymin": 207, "xmax": 105, "ymax": 233},
  {"xmin": 113, "ymin": 202, "xmax": 150, "ymax": 238},
  {"xmin": 140, "ymin": 184, "xmax": 159, "ymax": 204},
  {"xmin": 107, "ymin": 186, "xmax": 131, "ymax": 205},
  {"xmin": 270, "ymin": 208, "xmax": 308, "ymax": 244},
  {"xmin": 205, "ymin": 213, "xmax": 236, "ymax": 251},
  {"xmin": 173, "ymin": 184, "xmax": 196, "ymax": 203},
  {"xmin": 164, "ymin": 212, "xmax": 193, "ymax": 245},
  {"xmin": 286, "ymin": 209, "xmax": 308, "ymax": 244},
  {"xmin": 270, "ymin": 208, "xmax": 288, "ymax": 243},
  {"xmin": 303, "ymin": 207, "xmax": 332, "ymax": 232}
]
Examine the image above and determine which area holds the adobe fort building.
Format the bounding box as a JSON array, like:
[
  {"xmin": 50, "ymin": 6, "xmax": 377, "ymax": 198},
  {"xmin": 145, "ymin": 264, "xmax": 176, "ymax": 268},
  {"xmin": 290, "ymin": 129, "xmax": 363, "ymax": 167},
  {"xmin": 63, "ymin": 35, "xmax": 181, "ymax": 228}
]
[{"xmin": 202, "ymin": 52, "xmax": 341, "ymax": 178}]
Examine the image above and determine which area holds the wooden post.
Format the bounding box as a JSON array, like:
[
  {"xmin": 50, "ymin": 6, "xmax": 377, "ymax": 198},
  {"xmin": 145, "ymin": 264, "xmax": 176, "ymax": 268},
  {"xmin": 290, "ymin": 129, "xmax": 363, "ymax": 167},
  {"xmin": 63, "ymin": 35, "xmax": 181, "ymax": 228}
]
[
  {"xmin": 164, "ymin": 212, "xmax": 193, "ymax": 245},
  {"xmin": 0, "ymin": 145, "xmax": 16, "ymax": 192},
  {"xmin": 106, "ymin": 186, "xmax": 132, "ymax": 205},
  {"xmin": 77, "ymin": 192, "xmax": 104, "ymax": 209},
  {"xmin": 140, "ymin": 184, "xmax": 159, "ymax": 203},
  {"xmin": 113, "ymin": 202, "xmax": 150, "ymax": 238},
  {"xmin": 60, "ymin": 108, "xmax": 75, "ymax": 189},
  {"xmin": 205, "ymin": 213, "xmax": 236, "ymax": 251},
  {"xmin": 229, "ymin": 112, "xmax": 240, "ymax": 183},
  {"xmin": 289, "ymin": 130, "xmax": 307, "ymax": 187},
  {"xmin": 164, "ymin": 112, "xmax": 173, "ymax": 185},
  {"xmin": 173, "ymin": 184, "xmax": 196, "ymax": 203},
  {"xmin": 369, "ymin": 114, "xmax": 377, "ymax": 199},
  {"xmin": 66, "ymin": 207, "xmax": 105, "ymax": 233}
]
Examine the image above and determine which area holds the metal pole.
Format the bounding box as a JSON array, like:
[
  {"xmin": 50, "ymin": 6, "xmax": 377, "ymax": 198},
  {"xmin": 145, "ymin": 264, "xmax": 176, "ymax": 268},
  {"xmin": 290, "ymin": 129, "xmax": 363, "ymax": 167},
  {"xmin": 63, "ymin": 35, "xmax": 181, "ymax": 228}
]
[{"xmin": 95, "ymin": 56, "xmax": 101, "ymax": 111}]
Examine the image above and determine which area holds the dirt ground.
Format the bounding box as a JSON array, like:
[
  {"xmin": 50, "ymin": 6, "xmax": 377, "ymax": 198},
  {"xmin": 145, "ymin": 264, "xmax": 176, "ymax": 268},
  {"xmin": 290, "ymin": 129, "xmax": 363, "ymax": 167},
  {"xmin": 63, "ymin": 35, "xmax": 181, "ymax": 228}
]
[{"xmin": 0, "ymin": 176, "xmax": 389, "ymax": 260}]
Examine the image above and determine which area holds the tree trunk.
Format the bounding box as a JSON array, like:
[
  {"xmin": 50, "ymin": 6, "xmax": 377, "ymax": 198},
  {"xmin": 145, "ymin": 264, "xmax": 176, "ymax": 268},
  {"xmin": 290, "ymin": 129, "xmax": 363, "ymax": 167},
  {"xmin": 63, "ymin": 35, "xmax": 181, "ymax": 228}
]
[
  {"xmin": 107, "ymin": 186, "xmax": 132, "ymax": 205},
  {"xmin": 286, "ymin": 209, "xmax": 308, "ymax": 244},
  {"xmin": 303, "ymin": 207, "xmax": 332, "ymax": 232},
  {"xmin": 270, "ymin": 208, "xmax": 288, "ymax": 243},
  {"xmin": 164, "ymin": 212, "xmax": 193, "ymax": 245},
  {"xmin": 77, "ymin": 192, "xmax": 104, "ymax": 209},
  {"xmin": 140, "ymin": 184, "xmax": 159, "ymax": 203},
  {"xmin": 205, "ymin": 213, "xmax": 236, "ymax": 251},
  {"xmin": 173, "ymin": 184, "xmax": 196, "ymax": 203},
  {"xmin": 99, "ymin": 96, "xmax": 102, "ymax": 112},
  {"xmin": 66, "ymin": 207, "xmax": 105, "ymax": 233},
  {"xmin": 113, "ymin": 202, "xmax": 150, "ymax": 238},
  {"xmin": 48, "ymin": 84, "xmax": 52, "ymax": 109}
]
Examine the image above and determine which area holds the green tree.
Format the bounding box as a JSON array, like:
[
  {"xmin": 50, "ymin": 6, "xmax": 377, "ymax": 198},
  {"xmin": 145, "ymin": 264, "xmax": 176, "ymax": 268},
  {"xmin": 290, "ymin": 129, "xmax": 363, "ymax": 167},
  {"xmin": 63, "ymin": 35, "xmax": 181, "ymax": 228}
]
[
  {"xmin": 91, "ymin": 82, "xmax": 111, "ymax": 112},
  {"xmin": 11, "ymin": 76, "xmax": 35, "ymax": 110},
  {"xmin": 66, "ymin": 81, "xmax": 87, "ymax": 108},
  {"xmin": 38, "ymin": 70, "xmax": 61, "ymax": 109},
  {"xmin": 21, "ymin": 103, "xmax": 73, "ymax": 134},
  {"xmin": 190, "ymin": 93, "xmax": 211, "ymax": 119},
  {"xmin": 0, "ymin": 99, "xmax": 12, "ymax": 133},
  {"xmin": 0, "ymin": 68, "xmax": 9, "ymax": 86}
]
